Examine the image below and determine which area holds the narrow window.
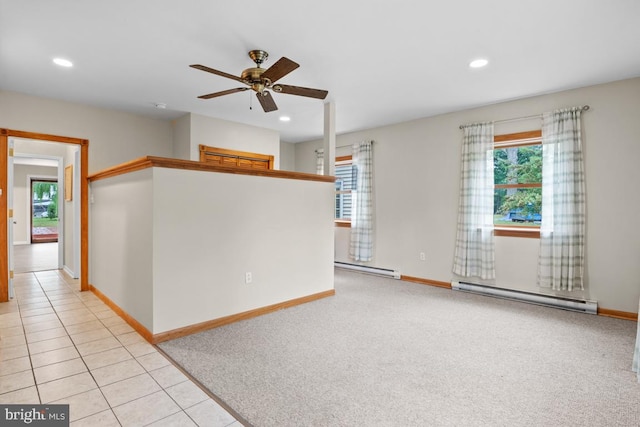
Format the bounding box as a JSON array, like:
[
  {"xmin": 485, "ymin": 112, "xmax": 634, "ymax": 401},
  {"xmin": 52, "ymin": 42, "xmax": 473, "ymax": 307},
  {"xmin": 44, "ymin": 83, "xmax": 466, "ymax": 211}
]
[
  {"xmin": 494, "ymin": 131, "xmax": 542, "ymax": 238},
  {"xmin": 335, "ymin": 155, "xmax": 354, "ymax": 227}
]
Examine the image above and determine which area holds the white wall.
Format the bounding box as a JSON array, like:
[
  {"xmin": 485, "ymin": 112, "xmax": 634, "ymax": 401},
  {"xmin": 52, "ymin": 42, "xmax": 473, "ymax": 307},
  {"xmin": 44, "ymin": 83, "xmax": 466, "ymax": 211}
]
[
  {"xmin": 187, "ymin": 113, "xmax": 281, "ymax": 169},
  {"xmin": 296, "ymin": 77, "xmax": 640, "ymax": 313},
  {"xmin": 151, "ymin": 168, "xmax": 334, "ymax": 333},
  {"xmin": 0, "ymin": 90, "xmax": 174, "ymax": 173},
  {"xmin": 171, "ymin": 114, "xmax": 191, "ymax": 160},
  {"xmin": 90, "ymin": 169, "xmax": 154, "ymax": 331},
  {"xmin": 90, "ymin": 166, "xmax": 335, "ymax": 335},
  {"xmin": 64, "ymin": 145, "xmax": 81, "ymax": 278},
  {"xmin": 279, "ymin": 141, "xmax": 296, "ymax": 171}
]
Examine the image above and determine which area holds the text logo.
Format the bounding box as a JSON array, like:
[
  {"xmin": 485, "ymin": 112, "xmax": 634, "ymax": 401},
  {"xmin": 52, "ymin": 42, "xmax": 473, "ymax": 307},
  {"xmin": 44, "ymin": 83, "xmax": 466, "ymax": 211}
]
[{"xmin": 1, "ymin": 405, "xmax": 69, "ymax": 426}]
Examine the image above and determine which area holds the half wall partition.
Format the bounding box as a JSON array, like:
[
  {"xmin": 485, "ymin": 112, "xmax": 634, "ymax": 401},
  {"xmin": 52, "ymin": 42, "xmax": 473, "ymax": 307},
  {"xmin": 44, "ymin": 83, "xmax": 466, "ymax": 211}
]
[{"xmin": 88, "ymin": 157, "xmax": 336, "ymax": 343}]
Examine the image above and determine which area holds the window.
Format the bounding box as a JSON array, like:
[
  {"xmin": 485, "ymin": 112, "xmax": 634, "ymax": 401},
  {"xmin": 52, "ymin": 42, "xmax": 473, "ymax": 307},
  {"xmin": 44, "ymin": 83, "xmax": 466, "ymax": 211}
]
[
  {"xmin": 493, "ymin": 130, "xmax": 542, "ymax": 238},
  {"xmin": 199, "ymin": 145, "xmax": 274, "ymax": 170},
  {"xmin": 335, "ymin": 155, "xmax": 354, "ymax": 226}
]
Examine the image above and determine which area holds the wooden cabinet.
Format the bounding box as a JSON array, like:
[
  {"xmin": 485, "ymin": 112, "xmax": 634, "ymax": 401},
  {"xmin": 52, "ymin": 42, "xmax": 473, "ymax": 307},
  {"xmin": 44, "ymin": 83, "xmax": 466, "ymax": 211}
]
[{"xmin": 199, "ymin": 145, "xmax": 274, "ymax": 170}]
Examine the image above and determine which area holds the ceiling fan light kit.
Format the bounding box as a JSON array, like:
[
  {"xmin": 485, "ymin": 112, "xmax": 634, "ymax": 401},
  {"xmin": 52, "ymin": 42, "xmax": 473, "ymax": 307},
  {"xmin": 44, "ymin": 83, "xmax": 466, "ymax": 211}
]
[{"xmin": 190, "ymin": 50, "xmax": 328, "ymax": 112}]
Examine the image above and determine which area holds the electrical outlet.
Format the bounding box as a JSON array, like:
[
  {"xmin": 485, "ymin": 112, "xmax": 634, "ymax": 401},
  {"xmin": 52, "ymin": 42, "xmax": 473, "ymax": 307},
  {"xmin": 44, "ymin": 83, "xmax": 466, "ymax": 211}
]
[
  {"xmin": 419, "ymin": 252, "xmax": 426, "ymax": 261},
  {"xmin": 245, "ymin": 272, "xmax": 252, "ymax": 284}
]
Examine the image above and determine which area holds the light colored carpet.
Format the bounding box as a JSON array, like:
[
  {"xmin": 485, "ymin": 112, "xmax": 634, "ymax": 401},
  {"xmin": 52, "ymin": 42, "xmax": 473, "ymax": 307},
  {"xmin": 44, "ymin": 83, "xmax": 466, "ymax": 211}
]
[{"xmin": 159, "ymin": 270, "xmax": 640, "ymax": 427}]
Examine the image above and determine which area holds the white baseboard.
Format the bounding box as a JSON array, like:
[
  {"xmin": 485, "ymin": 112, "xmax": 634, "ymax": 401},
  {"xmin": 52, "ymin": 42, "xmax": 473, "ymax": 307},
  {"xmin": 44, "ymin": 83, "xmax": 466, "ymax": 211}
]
[
  {"xmin": 451, "ymin": 281, "xmax": 597, "ymax": 314},
  {"xmin": 63, "ymin": 265, "xmax": 79, "ymax": 279},
  {"xmin": 334, "ymin": 262, "xmax": 401, "ymax": 279}
]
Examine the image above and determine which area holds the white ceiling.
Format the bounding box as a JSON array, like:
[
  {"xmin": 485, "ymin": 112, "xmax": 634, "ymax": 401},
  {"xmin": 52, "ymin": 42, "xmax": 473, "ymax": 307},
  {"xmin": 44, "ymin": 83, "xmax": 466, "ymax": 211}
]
[{"xmin": 1, "ymin": 0, "xmax": 639, "ymax": 143}]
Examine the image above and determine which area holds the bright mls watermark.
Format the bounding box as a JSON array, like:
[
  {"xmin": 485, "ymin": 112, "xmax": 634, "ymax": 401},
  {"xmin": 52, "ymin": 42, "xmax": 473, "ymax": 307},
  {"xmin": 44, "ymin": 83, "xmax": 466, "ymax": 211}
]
[{"xmin": 2, "ymin": 405, "xmax": 69, "ymax": 426}]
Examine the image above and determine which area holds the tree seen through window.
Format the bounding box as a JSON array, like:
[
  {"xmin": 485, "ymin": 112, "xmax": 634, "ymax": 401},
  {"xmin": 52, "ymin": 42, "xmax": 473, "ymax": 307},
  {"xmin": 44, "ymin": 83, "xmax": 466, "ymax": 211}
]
[{"xmin": 494, "ymin": 137, "xmax": 542, "ymax": 227}]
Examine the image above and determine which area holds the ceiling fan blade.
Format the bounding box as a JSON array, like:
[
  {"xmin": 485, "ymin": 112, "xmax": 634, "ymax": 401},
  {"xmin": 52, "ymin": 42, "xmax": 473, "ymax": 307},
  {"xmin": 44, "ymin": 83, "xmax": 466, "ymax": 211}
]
[
  {"xmin": 257, "ymin": 91, "xmax": 278, "ymax": 112},
  {"xmin": 261, "ymin": 57, "xmax": 299, "ymax": 83},
  {"xmin": 190, "ymin": 64, "xmax": 246, "ymax": 84},
  {"xmin": 198, "ymin": 87, "xmax": 249, "ymax": 99},
  {"xmin": 274, "ymin": 84, "xmax": 328, "ymax": 99}
]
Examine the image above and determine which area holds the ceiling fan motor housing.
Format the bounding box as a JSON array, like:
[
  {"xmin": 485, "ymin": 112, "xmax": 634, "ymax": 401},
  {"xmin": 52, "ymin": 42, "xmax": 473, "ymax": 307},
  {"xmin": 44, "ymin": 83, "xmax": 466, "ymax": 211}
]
[
  {"xmin": 241, "ymin": 67, "xmax": 266, "ymax": 82},
  {"xmin": 241, "ymin": 67, "xmax": 269, "ymax": 93}
]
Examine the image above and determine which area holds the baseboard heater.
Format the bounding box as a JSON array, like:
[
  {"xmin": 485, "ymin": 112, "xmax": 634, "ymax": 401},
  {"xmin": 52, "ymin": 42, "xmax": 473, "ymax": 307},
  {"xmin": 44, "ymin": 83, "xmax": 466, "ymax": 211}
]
[
  {"xmin": 451, "ymin": 281, "xmax": 597, "ymax": 314},
  {"xmin": 334, "ymin": 262, "xmax": 401, "ymax": 279}
]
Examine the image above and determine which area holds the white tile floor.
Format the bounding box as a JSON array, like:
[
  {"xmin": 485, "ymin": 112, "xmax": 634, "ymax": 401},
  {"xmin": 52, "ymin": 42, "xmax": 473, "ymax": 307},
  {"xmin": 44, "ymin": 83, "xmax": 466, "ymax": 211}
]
[{"xmin": 0, "ymin": 270, "xmax": 243, "ymax": 426}]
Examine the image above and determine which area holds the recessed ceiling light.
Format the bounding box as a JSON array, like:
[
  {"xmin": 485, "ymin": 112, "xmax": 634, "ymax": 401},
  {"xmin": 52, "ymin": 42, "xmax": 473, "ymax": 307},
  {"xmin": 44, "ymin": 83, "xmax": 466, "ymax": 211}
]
[
  {"xmin": 53, "ymin": 58, "xmax": 73, "ymax": 67},
  {"xmin": 469, "ymin": 58, "xmax": 489, "ymax": 68},
  {"xmin": 154, "ymin": 102, "xmax": 167, "ymax": 109},
  {"xmin": 279, "ymin": 116, "xmax": 291, "ymax": 122}
]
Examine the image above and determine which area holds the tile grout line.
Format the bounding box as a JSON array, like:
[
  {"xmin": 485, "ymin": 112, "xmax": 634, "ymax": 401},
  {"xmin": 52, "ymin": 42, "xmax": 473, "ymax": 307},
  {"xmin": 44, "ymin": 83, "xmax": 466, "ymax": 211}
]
[
  {"xmin": 17, "ymin": 270, "xmax": 122, "ymax": 424},
  {"xmin": 7, "ymin": 270, "xmax": 242, "ymax": 427},
  {"xmin": 20, "ymin": 271, "xmax": 45, "ymax": 406},
  {"xmin": 30, "ymin": 270, "xmax": 193, "ymax": 426},
  {"xmin": 39, "ymin": 270, "xmax": 125, "ymax": 425}
]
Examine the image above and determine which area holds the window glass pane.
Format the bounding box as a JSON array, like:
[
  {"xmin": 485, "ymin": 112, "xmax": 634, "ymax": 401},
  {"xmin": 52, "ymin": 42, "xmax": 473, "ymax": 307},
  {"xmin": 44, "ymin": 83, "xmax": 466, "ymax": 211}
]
[
  {"xmin": 494, "ymin": 188, "xmax": 541, "ymax": 227},
  {"xmin": 335, "ymin": 164, "xmax": 354, "ymax": 219},
  {"xmin": 494, "ymin": 145, "xmax": 542, "ymax": 185}
]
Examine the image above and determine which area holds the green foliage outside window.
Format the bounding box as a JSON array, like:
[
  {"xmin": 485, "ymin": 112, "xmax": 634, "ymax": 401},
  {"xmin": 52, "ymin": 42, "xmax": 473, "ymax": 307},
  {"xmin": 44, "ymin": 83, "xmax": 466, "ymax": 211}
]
[
  {"xmin": 33, "ymin": 181, "xmax": 58, "ymax": 220},
  {"xmin": 494, "ymin": 145, "xmax": 542, "ymax": 225}
]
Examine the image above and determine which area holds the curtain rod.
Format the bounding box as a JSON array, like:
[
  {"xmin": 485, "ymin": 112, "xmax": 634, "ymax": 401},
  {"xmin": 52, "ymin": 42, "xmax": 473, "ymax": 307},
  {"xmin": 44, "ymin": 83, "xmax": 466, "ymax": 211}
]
[
  {"xmin": 315, "ymin": 140, "xmax": 375, "ymax": 153},
  {"xmin": 459, "ymin": 105, "xmax": 590, "ymax": 129}
]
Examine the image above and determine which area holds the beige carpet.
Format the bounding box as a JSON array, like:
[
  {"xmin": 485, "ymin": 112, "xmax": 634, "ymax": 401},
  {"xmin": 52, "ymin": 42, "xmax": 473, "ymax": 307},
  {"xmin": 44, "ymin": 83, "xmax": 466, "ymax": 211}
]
[{"xmin": 160, "ymin": 270, "xmax": 640, "ymax": 427}]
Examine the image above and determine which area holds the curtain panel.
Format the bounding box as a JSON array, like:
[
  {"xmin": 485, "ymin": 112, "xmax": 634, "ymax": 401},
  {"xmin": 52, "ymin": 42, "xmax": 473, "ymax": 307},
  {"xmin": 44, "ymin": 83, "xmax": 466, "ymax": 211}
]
[
  {"xmin": 452, "ymin": 122, "xmax": 496, "ymax": 280},
  {"xmin": 349, "ymin": 141, "xmax": 374, "ymax": 262},
  {"xmin": 537, "ymin": 107, "xmax": 586, "ymax": 291}
]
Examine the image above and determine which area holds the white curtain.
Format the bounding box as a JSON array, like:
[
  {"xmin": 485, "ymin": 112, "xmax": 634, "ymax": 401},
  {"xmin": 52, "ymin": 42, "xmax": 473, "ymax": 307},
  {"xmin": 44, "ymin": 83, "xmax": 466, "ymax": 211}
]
[
  {"xmin": 349, "ymin": 141, "xmax": 373, "ymax": 262},
  {"xmin": 315, "ymin": 149, "xmax": 324, "ymax": 175},
  {"xmin": 537, "ymin": 107, "xmax": 585, "ymax": 291},
  {"xmin": 452, "ymin": 122, "xmax": 495, "ymax": 280}
]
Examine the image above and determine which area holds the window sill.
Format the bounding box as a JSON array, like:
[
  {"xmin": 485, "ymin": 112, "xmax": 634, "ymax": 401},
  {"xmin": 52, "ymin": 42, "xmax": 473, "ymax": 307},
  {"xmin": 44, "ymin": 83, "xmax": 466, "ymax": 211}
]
[
  {"xmin": 494, "ymin": 227, "xmax": 540, "ymax": 239},
  {"xmin": 335, "ymin": 220, "xmax": 351, "ymax": 228}
]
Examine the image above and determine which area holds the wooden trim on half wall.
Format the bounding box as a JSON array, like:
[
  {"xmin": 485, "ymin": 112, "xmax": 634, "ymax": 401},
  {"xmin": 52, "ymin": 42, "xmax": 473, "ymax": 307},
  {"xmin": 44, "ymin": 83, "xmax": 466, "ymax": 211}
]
[
  {"xmin": 0, "ymin": 128, "xmax": 89, "ymax": 302},
  {"xmin": 88, "ymin": 156, "xmax": 335, "ymax": 184}
]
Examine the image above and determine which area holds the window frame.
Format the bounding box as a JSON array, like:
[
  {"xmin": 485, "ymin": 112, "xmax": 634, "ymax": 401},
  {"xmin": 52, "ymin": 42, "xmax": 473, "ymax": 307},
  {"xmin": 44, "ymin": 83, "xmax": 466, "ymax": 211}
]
[
  {"xmin": 334, "ymin": 155, "xmax": 353, "ymax": 228},
  {"xmin": 493, "ymin": 130, "xmax": 542, "ymax": 239}
]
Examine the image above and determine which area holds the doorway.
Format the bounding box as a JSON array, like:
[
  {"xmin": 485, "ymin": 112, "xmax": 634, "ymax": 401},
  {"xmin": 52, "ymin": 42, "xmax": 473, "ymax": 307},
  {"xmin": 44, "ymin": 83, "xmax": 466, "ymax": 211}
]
[
  {"xmin": 0, "ymin": 128, "xmax": 89, "ymax": 302},
  {"xmin": 13, "ymin": 155, "xmax": 64, "ymax": 274},
  {"xmin": 31, "ymin": 178, "xmax": 59, "ymax": 243}
]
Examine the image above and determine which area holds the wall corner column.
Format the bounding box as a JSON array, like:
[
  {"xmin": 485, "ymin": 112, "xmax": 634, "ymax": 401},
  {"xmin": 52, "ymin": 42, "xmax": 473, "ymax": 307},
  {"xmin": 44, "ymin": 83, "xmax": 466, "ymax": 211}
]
[{"xmin": 323, "ymin": 102, "xmax": 336, "ymax": 176}]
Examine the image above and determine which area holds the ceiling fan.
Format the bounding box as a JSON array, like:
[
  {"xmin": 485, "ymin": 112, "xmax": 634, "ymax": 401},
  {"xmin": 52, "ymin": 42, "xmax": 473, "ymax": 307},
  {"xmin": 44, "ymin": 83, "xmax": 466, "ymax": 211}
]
[{"xmin": 190, "ymin": 50, "xmax": 328, "ymax": 112}]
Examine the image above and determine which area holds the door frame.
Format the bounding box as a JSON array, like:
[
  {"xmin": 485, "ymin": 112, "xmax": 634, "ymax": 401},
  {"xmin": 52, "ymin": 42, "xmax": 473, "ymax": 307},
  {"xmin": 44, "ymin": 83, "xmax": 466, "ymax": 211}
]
[{"xmin": 1, "ymin": 129, "xmax": 89, "ymax": 301}]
